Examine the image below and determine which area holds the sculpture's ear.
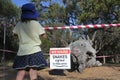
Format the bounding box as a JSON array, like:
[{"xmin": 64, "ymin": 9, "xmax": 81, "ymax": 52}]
[
  {"xmin": 87, "ymin": 35, "xmax": 90, "ymax": 41},
  {"xmin": 79, "ymin": 36, "xmax": 86, "ymax": 40},
  {"xmin": 86, "ymin": 35, "xmax": 93, "ymax": 45}
]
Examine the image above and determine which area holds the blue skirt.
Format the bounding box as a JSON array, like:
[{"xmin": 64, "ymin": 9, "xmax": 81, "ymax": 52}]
[{"xmin": 13, "ymin": 51, "xmax": 47, "ymax": 70}]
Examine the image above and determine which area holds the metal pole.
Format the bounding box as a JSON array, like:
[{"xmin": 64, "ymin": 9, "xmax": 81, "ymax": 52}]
[{"xmin": 1, "ymin": 25, "xmax": 6, "ymax": 80}]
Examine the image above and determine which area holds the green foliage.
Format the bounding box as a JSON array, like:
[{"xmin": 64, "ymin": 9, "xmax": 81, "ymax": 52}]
[
  {"xmin": 0, "ymin": 0, "xmax": 20, "ymax": 60},
  {"xmin": 77, "ymin": 0, "xmax": 120, "ymax": 23},
  {"xmin": 0, "ymin": 0, "xmax": 20, "ymax": 18},
  {"xmin": 0, "ymin": 0, "xmax": 19, "ymax": 50},
  {"xmin": 40, "ymin": 3, "xmax": 66, "ymax": 26},
  {"xmin": 41, "ymin": 37, "xmax": 54, "ymax": 53}
]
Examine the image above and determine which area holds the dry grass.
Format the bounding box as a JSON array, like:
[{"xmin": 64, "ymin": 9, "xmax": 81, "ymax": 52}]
[
  {"xmin": 37, "ymin": 66, "xmax": 120, "ymax": 80},
  {"xmin": 0, "ymin": 65, "xmax": 120, "ymax": 80}
]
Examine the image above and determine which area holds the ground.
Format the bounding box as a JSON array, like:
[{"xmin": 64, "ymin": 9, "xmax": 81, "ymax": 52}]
[{"xmin": 0, "ymin": 65, "xmax": 120, "ymax": 80}]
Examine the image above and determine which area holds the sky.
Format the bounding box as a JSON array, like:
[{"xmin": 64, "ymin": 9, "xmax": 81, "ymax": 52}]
[
  {"xmin": 11, "ymin": 0, "xmax": 30, "ymax": 7},
  {"xmin": 11, "ymin": 0, "xmax": 64, "ymax": 7}
]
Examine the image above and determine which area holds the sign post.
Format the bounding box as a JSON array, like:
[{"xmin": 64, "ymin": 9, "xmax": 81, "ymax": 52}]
[{"xmin": 50, "ymin": 48, "xmax": 71, "ymax": 69}]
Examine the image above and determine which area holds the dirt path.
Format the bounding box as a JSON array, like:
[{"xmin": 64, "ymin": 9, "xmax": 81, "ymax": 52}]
[{"xmin": 0, "ymin": 66, "xmax": 120, "ymax": 80}]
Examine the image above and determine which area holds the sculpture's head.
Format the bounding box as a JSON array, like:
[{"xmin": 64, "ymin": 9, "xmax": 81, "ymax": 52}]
[
  {"xmin": 69, "ymin": 38, "xmax": 96, "ymax": 58},
  {"xmin": 69, "ymin": 37, "xmax": 96, "ymax": 73}
]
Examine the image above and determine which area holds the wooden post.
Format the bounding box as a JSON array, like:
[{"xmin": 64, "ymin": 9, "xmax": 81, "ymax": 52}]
[{"xmin": 103, "ymin": 55, "xmax": 106, "ymax": 64}]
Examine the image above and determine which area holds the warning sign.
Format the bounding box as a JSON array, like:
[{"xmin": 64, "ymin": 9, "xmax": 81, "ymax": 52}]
[{"xmin": 50, "ymin": 48, "xmax": 71, "ymax": 69}]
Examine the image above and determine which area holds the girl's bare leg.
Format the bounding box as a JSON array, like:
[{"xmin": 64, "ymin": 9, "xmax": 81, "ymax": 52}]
[
  {"xmin": 29, "ymin": 68, "xmax": 37, "ymax": 80},
  {"xmin": 16, "ymin": 70, "xmax": 26, "ymax": 80}
]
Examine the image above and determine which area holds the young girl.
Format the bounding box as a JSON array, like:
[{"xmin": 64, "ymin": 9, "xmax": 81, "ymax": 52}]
[{"xmin": 13, "ymin": 3, "xmax": 47, "ymax": 80}]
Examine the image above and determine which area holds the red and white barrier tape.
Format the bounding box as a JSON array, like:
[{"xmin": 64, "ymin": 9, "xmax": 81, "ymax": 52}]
[
  {"xmin": 0, "ymin": 23, "xmax": 120, "ymax": 30},
  {"xmin": 1, "ymin": 23, "xmax": 119, "ymax": 58},
  {"xmin": 44, "ymin": 24, "xmax": 120, "ymax": 30},
  {"xmin": 0, "ymin": 49, "xmax": 16, "ymax": 53},
  {"xmin": 96, "ymin": 56, "xmax": 113, "ymax": 58}
]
